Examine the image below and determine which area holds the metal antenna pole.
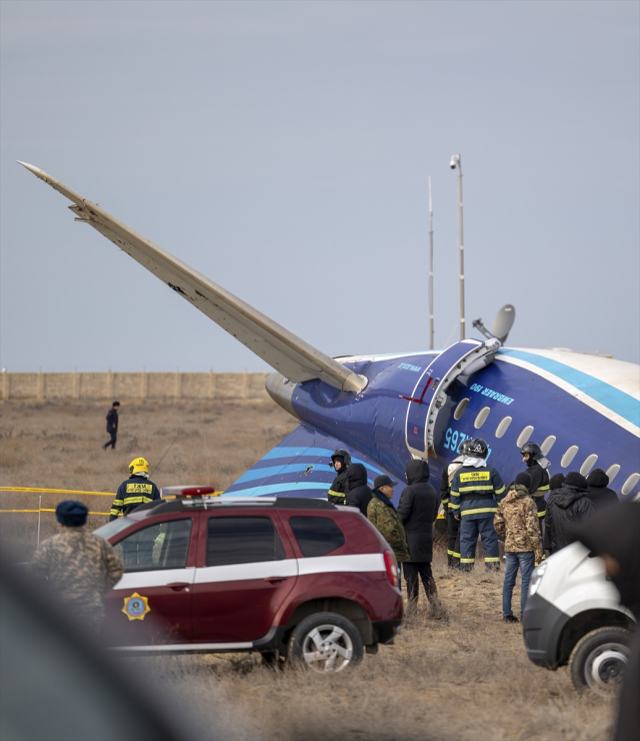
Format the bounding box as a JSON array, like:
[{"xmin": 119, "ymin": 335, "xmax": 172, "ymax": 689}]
[
  {"xmin": 455, "ymin": 156, "xmax": 465, "ymax": 340},
  {"xmin": 428, "ymin": 177, "xmax": 434, "ymax": 350}
]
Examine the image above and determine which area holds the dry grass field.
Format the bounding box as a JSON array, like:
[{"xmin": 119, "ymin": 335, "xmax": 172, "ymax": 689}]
[{"xmin": 0, "ymin": 400, "xmax": 616, "ymax": 741}]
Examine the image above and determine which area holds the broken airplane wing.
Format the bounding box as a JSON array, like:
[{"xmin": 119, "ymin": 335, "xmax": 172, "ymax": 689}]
[{"xmin": 17, "ymin": 161, "xmax": 366, "ymax": 393}]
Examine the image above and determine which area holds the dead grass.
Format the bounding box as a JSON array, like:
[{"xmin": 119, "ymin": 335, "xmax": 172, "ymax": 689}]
[{"xmin": 0, "ymin": 400, "xmax": 616, "ymax": 740}]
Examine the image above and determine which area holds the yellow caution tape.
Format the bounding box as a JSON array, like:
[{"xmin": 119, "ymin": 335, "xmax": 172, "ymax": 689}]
[
  {"xmin": 0, "ymin": 486, "xmax": 114, "ymax": 497},
  {"xmin": 0, "ymin": 508, "xmax": 111, "ymax": 515}
]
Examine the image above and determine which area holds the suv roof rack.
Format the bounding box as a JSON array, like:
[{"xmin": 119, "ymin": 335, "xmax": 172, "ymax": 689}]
[{"xmin": 135, "ymin": 496, "xmax": 337, "ymax": 515}]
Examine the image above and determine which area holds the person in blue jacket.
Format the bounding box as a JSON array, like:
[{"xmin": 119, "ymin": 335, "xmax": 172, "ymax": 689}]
[{"xmin": 449, "ymin": 437, "xmax": 506, "ymax": 571}]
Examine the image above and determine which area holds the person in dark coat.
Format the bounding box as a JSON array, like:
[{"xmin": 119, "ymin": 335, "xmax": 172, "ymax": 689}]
[
  {"xmin": 397, "ymin": 459, "xmax": 440, "ymax": 608},
  {"xmin": 543, "ymin": 472, "xmax": 595, "ymax": 554},
  {"xmin": 102, "ymin": 401, "xmax": 120, "ymax": 451},
  {"xmin": 585, "ymin": 468, "xmax": 619, "ymax": 511},
  {"xmin": 345, "ymin": 463, "xmax": 372, "ymax": 516},
  {"xmin": 576, "ymin": 502, "xmax": 640, "ymax": 741},
  {"xmin": 327, "ymin": 449, "xmax": 351, "ymax": 506},
  {"xmin": 548, "ymin": 473, "xmax": 565, "ymax": 491}
]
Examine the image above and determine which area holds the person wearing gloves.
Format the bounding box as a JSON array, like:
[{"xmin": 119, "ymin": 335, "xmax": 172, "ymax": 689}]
[
  {"xmin": 576, "ymin": 502, "xmax": 640, "ymax": 741},
  {"xmin": 398, "ymin": 459, "xmax": 440, "ymax": 609},
  {"xmin": 367, "ymin": 475, "xmax": 410, "ymax": 571},
  {"xmin": 345, "ymin": 463, "xmax": 373, "ymax": 516},
  {"xmin": 493, "ymin": 472, "xmax": 544, "ymax": 623}
]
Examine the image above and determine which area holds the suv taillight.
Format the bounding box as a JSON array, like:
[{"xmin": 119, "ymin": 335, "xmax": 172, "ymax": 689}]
[{"xmin": 383, "ymin": 549, "xmax": 399, "ymax": 587}]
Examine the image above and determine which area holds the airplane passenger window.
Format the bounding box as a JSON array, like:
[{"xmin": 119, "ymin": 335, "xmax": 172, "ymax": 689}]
[
  {"xmin": 621, "ymin": 473, "xmax": 640, "ymax": 497},
  {"xmin": 580, "ymin": 454, "xmax": 598, "ymax": 476},
  {"xmin": 494, "ymin": 416, "xmax": 512, "ymax": 439},
  {"xmin": 560, "ymin": 445, "xmax": 579, "ymax": 468},
  {"xmin": 605, "ymin": 464, "xmax": 621, "ymax": 483},
  {"xmin": 474, "ymin": 407, "xmax": 491, "ymax": 429},
  {"xmin": 541, "ymin": 436, "xmax": 556, "ymax": 455},
  {"xmin": 516, "ymin": 426, "xmax": 534, "ymax": 447},
  {"xmin": 454, "ymin": 398, "xmax": 470, "ymax": 421}
]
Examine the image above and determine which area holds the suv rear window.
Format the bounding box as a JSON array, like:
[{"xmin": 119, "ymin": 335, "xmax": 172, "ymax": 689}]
[
  {"xmin": 289, "ymin": 516, "xmax": 345, "ymax": 557},
  {"xmin": 207, "ymin": 516, "xmax": 285, "ymax": 567}
]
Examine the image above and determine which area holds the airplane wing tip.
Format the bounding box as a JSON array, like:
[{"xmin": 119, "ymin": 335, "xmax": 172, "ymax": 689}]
[{"xmin": 17, "ymin": 160, "xmax": 43, "ymax": 176}]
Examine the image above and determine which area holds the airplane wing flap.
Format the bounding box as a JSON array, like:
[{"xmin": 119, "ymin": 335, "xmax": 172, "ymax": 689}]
[{"xmin": 19, "ymin": 162, "xmax": 366, "ymax": 392}]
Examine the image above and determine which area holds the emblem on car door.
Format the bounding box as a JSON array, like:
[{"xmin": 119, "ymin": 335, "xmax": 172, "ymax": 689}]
[{"xmin": 122, "ymin": 592, "xmax": 151, "ymax": 621}]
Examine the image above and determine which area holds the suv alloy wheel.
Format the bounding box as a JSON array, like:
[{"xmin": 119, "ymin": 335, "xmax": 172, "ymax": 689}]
[{"xmin": 287, "ymin": 612, "xmax": 364, "ymax": 673}]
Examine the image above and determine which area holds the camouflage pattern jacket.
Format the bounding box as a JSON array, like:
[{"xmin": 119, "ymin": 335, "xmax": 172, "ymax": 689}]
[
  {"xmin": 30, "ymin": 527, "xmax": 124, "ymax": 626},
  {"xmin": 493, "ymin": 485, "xmax": 543, "ymax": 561},
  {"xmin": 367, "ymin": 491, "xmax": 410, "ymax": 562}
]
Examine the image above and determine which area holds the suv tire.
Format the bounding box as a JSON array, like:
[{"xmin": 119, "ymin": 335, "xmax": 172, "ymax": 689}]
[
  {"xmin": 288, "ymin": 612, "xmax": 363, "ymax": 673},
  {"xmin": 568, "ymin": 626, "xmax": 631, "ymax": 695}
]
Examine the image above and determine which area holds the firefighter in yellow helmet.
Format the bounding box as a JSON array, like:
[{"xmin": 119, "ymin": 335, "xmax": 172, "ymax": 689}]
[{"xmin": 109, "ymin": 458, "xmax": 161, "ymax": 521}]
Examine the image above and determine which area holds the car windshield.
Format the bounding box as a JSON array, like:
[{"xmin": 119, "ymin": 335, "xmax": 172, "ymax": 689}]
[{"xmin": 93, "ymin": 517, "xmax": 136, "ymax": 541}]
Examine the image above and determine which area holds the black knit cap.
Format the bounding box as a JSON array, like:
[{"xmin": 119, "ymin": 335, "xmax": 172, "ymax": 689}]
[
  {"xmin": 549, "ymin": 473, "xmax": 565, "ymax": 490},
  {"xmin": 514, "ymin": 472, "xmax": 532, "ymax": 489},
  {"xmin": 56, "ymin": 500, "xmax": 88, "ymax": 527},
  {"xmin": 564, "ymin": 472, "xmax": 588, "ymax": 491}
]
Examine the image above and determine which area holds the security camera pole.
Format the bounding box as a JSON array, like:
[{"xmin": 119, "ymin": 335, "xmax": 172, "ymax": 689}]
[
  {"xmin": 450, "ymin": 154, "xmax": 465, "ymax": 340},
  {"xmin": 428, "ymin": 177, "xmax": 434, "ymax": 350}
]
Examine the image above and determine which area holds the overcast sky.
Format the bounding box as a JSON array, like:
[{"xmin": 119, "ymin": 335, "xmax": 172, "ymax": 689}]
[{"xmin": 1, "ymin": 0, "xmax": 638, "ymax": 373}]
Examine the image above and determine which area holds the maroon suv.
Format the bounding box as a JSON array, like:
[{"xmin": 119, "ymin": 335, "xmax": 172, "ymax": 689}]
[{"xmin": 94, "ymin": 496, "xmax": 403, "ymax": 672}]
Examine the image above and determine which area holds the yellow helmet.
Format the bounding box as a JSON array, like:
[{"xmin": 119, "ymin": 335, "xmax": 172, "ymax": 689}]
[{"xmin": 129, "ymin": 457, "xmax": 149, "ymax": 476}]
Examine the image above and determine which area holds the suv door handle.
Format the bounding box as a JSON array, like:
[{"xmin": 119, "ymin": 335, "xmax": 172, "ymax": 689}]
[
  {"xmin": 263, "ymin": 577, "xmax": 286, "ymax": 583},
  {"xmin": 167, "ymin": 582, "xmax": 190, "ymax": 591}
]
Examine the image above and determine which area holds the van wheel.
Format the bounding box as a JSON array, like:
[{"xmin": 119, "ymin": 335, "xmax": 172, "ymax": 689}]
[
  {"xmin": 287, "ymin": 612, "xmax": 363, "ymax": 673},
  {"xmin": 568, "ymin": 627, "xmax": 631, "ymax": 695}
]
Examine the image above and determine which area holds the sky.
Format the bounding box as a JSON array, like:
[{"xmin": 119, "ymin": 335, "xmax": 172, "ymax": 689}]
[{"xmin": 1, "ymin": 0, "xmax": 639, "ymax": 373}]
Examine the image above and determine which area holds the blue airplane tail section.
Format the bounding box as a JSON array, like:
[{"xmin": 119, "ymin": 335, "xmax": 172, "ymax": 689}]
[{"xmin": 224, "ymin": 424, "xmax": 397, "ymax": 498}]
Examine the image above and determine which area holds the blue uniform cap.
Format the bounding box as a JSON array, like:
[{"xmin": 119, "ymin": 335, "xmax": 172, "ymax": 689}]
[{"xmin": 56, "ymin": 500, "xmax": 88, "ymax": 527}]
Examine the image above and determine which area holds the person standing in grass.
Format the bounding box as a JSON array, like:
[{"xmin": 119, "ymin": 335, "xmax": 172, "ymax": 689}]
[
  {"xmin": 367, "ymin": 475, "xmax": 410, "ymax": 576},
  {"xmin": 29, "ymin": 500, "xmax": 124, "ymax": 633},
  {"xmin": 102, "ymin": 400, "xmax": 120, "ymax": 451},
  {"xmin": 493, "ymin": 472, "xmax": 543, "ymax": 623}
]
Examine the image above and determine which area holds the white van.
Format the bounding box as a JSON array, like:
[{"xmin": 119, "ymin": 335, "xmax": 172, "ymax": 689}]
[{"xmin": 522, "ymin": 541, "xmax": 636, "ymax": 694}]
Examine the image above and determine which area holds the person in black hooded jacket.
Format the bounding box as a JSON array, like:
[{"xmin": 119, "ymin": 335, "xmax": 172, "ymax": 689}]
[
  {"xmin": 576, "ymin": 502, "xmax": 640, "ymax": 741},
  {"xmin": 543, "ymin": 472, "xmax": 595, "ymax": 554},
  {"xmin": 345, "ymin": 463, "xmax": 372, "ymax": 516},
  {"xmin": 585, "ymin": 468, "xmax": 619, "ymax": 512},
  {"xmin": 397, "ymin": 459, "xmax": 440, "ymax": 608},
  {"xmin": 327, "ymin": 449, "xmax": 351, "ymax": 506}
]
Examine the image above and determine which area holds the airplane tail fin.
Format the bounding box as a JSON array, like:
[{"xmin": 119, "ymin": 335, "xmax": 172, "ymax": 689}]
[
  {"xmin": 17, "ymin": 162, "xmax": 366, "ymax": 393},
  {"xmin": 224, "ymin": 424, "xmax": 402, "ymax": 501}
]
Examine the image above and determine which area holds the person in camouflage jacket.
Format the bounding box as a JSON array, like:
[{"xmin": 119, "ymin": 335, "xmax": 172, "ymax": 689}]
[
  {"xmin": 367, "ymin": 475, "xmax": 410, "ymax": 564},
  {"xmin": 493, "ymin": 472, "xmax": 543, "ymax": 622},
  {"xmin": 30, "ymin": 500, "xmax": 124, "ymax": 633}
]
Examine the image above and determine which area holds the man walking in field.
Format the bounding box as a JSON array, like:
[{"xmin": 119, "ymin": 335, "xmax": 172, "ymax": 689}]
[
  {"xmin": 29, "ymin": 500, "xmax": 124, "ymax": 633},
  {"xmin": 493, "ymin": 472, "xmax": 543, "ymax": 623},
  {"xmin": 102, "ymin": 400, "xmax": 120, "ymax": 451}
]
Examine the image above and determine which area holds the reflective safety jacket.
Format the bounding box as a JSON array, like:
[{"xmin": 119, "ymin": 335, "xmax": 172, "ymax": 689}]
[
  {"xmin": 449, "ymin": 459, "xmax": 506, "ymax": 520},
  {"xmin": 110, "ymin": 475, "xmax": 161, "ymax": 520},
  {"xmin": 327, "ymin": 468, "xmax": 349, "ymax": 506}
]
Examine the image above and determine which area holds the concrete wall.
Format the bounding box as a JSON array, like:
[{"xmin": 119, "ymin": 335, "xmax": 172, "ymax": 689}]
[{"xmin": 0, "ymin": 372, "xmax": 270, "ymax": 401}]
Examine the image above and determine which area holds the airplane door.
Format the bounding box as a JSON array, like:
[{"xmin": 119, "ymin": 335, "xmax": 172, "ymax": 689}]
[{"xmin": 405, "ymin": 339, "xmax": 497, "ymax": 457}]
